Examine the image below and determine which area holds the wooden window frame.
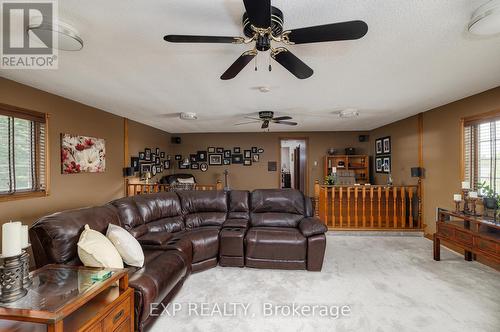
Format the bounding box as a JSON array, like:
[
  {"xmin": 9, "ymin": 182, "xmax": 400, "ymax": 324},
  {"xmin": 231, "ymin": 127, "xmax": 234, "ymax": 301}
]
[
  {"xmin": 0, "ymin": 103, "xmax": 50, "ymax": 202},
  {"xmin": 460, "ymin": 108, "xmax": 500, "ymax": 186}
]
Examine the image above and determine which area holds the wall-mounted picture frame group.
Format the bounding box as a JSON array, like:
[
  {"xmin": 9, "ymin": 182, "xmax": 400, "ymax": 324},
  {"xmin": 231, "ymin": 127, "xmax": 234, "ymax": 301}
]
[
  {"xmin": 375, "ymin": 156, "xmax": 391, "ymax": 174},
  {"xmin": 375, "ymin": 136, "xmax": 391, "ymax": 173}
]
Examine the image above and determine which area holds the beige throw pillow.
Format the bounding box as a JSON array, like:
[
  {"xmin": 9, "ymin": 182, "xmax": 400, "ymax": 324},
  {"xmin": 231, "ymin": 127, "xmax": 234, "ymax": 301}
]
[
  {"xmin": 77, "ymin": 224, "xmax": 124, "ymax": 268},
  {"xmin": 106, "ymin": 224, "xmax": 144, "ymax": 267}
]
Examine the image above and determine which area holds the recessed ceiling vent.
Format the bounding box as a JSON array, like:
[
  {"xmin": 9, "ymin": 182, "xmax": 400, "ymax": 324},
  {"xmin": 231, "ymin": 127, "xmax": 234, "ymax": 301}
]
[{"xmin": 180, "ymin": 112, "xmax": 198, "ymax": 120}]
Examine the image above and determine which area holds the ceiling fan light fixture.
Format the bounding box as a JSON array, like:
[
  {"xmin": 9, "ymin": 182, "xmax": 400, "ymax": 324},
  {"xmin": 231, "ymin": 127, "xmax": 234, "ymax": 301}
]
[
  {"xmin": 468, "ymin": 0, "xmax": 500, "ymax": 36},
  {"xmin": 28, "ymin": 20, "xmax": 83, "ymax": 51}
]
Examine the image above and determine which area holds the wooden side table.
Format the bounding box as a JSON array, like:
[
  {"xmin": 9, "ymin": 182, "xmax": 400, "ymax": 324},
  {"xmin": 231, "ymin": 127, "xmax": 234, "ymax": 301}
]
[{"xmin": 0, "ymin": 264, "xmax": 134, "ymax": 332}]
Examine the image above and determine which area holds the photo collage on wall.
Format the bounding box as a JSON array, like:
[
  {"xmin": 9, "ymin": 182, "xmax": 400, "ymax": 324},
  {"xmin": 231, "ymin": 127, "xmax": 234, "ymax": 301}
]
[
  {"xmin": 375, "ymin": 137, "xmax": 391, "ymax": 174},
  {"xmin": 133, "ymin": 147, "xmax": 170, "ymax": 177},
  {"xmin": 175, "ymin": 146, "xmax": 265, "ymax": 172}
]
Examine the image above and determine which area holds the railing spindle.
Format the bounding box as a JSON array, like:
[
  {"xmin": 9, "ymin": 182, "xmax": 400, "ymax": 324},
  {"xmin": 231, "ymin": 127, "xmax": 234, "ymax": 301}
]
[
  {"xmin": 409, "ymin": 188, "xmax": 414, "ymax": 228},
  {"xmin": 339, "ymin": 187, "xmax": 343, "ymax": 227},
  {"xmin": 362, "ymin": 187, "xmax": 366, "ymax": 228},
  {"xmin": 393, "ymin": 187, "xmax": 398, "ymax": 228},
  {"xmin": 347, "ymin": 187, "xmax": 351, "ymax": 228},
  {"xmin": 400, "ymin": 187, "xmax": 406, "ymax": 228},
  {"xmin": 331, "ymin": 187, "xmax": 336, "ymax": 228},
  {"xmin": 354, "ymin": 187, "xmax": 359, "ymax": 227},
  {"xmin": 370, "ymin": 187, "xmax": 374, "ymax": 228}
]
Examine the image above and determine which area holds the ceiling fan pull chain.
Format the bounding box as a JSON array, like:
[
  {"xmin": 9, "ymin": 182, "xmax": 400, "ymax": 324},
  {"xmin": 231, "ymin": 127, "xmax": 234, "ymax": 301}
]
[
  {"xmin": 254, "ymin": 56, "xmax": 258, "ymax": 71},
  {"xmin": 268, "ymin": 55, "xmax": 272, "ymax": 71}
]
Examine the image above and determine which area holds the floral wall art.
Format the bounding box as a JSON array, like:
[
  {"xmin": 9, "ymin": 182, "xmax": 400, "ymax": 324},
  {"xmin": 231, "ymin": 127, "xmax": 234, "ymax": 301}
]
[{"xmin": 61, "ymin": 134, "xmax": 106, "ymax": 174}]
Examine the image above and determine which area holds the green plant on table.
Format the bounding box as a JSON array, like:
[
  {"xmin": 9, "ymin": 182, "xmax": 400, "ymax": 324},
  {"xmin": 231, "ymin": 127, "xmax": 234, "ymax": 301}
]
[{"xmin": 324, "ymin": 174, "xmax": 336, "ymax": 185}]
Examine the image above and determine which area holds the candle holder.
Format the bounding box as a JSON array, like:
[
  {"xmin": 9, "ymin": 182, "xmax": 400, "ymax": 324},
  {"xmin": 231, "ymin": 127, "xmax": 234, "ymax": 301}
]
[
  {"xmin": 21, "ymin": 246, "xmax": 33, "ymax": 288},
  {"xmin": 462, "ymin": 189, "xmax": 470, "ymax": 214},
  {"xmin": 0, "ymin": 253, "xmax": 28, "ymax": 303},
  {"xmin": 470, "ymin": 198, "xmax": 478, "ymax": 216},
  {"xmin": 455, "ymin": 200, "xmax": 461, "ymax": 213}
]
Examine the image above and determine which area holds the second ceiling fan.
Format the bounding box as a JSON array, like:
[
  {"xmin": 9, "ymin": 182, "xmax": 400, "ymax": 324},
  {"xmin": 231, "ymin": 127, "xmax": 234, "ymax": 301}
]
[{"xmin": 164, "ymin": 0, "xmax": 368, "ymax": 80}]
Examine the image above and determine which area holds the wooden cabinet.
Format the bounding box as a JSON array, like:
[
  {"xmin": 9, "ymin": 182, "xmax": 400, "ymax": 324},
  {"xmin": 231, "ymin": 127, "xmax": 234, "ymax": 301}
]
[{"xmin": 324, "ymin": 155, "xmax": 369, "ymax": 184}]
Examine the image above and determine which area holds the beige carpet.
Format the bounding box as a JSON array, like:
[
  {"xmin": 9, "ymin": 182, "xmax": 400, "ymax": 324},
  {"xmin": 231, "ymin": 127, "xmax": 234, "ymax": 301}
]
[{"xmin": 149, "ymin": 234, "xmax": 500, "ymax": 332}]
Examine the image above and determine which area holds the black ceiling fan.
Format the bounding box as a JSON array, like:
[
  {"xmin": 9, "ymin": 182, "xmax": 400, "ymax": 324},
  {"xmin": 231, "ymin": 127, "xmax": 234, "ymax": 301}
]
[
  {"xmin": 164, "ymin": 0, "xmax": 368, "ymax": 80},
  {"xmin": 235, "ymin": 111, "xmax": 297, "ymax": 129}
]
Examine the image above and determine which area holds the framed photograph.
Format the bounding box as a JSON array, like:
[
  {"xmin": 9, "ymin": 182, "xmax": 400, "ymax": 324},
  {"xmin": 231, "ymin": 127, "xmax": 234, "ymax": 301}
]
[
  {"xmin": 268, "ymin": 161, "xmax": 277, "ymax": 172},
  {"xmin": 155, "ymin": 157, "xmax": 160, "ymax": 165},
  {"xmin": 252, "ymin": 154, "xmax": 259, "ymax": 162},
  {"xmin": 155, "ymin": 148, "xmax": 160, "ymax": 155},
  {"xmin": 197, "ymin": 151, "xmax": 207, "ymax": 162},
  {"xmin": 131, "ymin": 157, "xmax": 139, "ymax": 172},
  {"xmin": 144, "ymin": 148, "xmax": 151, "ymax": 161},
  {"xmin": 160, "ymin": 152, "xmax": 165, "ymax": 158},
  {"xmin": 156, "ymin": 165, "xmax": 161, "ymax": 173},
  {"xmin": 152, "ymin": 165, "xmax": 157, "ymax": 176},
  {"xmin": 232, "ymin": 154, "xmax": 243, "ymax": 164},
  {"xmin": 200, "ymin": 163, "xmax": 208, "ymax": 172},
  {"xmin": 209, "ymin": 154, "xmax": 223, "ymax": 165},
  {"xmin": 244, "ymin": 150, "xmax": 251, "ymax": 159},
  {"xmin": 243, "ymin": 159, "xmax": 252, "ymax": 166},
  {"xmin": 216, "ymin": 147, "xmax": 224, "ymax": 153},
  {"xmin": 208, "ymin": 147, "xmax": 216, "ymax": 153},
  {"xmin": 258, "ymin": 148, "xmax": 264, "ymax": 154},
  {"xmin": 178, "ymin": 161, "xmax": 188, "ymax": 169},
  {"xmin": 140, "ymin": 163, "xmax": 152, "ymax": 175},
  {"xmin": 190, "ymin": 154, "xmax": 198, "ymax": 162},
  {"xmin": 224, "ymin": 150, "xmax": 231, "ymax": 158},
  {"xmin": 191, "ymin": 163, "xmax": 199, "ymax": 170},
  {"xmin": 233, "ymin": 147, "xmax": 241, "ymax": 153},
  {"xmin": 151, "ymin": 153, "xmax": 156, "ymax": 162},
  {"xmin": 175, "ymin": 155, "xmax": 182, "ymax": 161},
  {"xmin": 163, "ymin": 160, "xmax": 170, "ymax": 169},
  {"xmin": 375, "ymin": 139, "xmax": 383, "ymax": 155},
  {"xmin": 375, "ymin": 157, "xmax": 383, "ymax": 173},
  {"xmin": 383, "ymin": 156, "xmax": 391, "ymax": 173},
  {"xmin": 139, "ymin": 152, "xmax": 145, "ymax": 160},
  {"xmin": 160, "ymin": 165, "xmax": 164, "ymax": 172},
  {"xmin": 61, "ymin": 134, "xmax": 106, "ymax": 174},
  {"xmin": 383, "ymin": 137, "xmax": 391, "ymax": 154},
  {"xmin": 223, "ymin": 158, "xmax": 231, "ymax": 165},
  {"xmin": 251, "ymin": 147, "xmax": 258, "ymax": 154}
]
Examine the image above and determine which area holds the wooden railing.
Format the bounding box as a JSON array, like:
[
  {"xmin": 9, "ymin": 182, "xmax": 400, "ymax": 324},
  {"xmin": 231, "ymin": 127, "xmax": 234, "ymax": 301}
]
[
  {"xmin": 126, "ymin": 180, "xmax": 223, "ymax": 197},
  {"xmin": 314, "ymin": 181, "xmax": 422, "ymax": 230}
]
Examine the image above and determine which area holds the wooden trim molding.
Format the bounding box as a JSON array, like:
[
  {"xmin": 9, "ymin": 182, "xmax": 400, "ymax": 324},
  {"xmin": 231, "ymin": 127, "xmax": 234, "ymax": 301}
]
[
  {"xmin": 462, "ymin": 108, "xmax": 500, "ymax": 126},
  {"xmin": 123, "ymin": 118, "xmax": 129, "ymax": 196},
  {"xmin": 417, "ymin": 113, "xmax": 426, "ymax": 232}
]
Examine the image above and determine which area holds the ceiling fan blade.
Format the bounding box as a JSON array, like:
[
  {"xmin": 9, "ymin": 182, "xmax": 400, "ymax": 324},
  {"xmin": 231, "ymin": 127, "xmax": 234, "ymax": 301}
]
[
  {"xmin": 164, "ymin": 35, "xmax": 242, "ymax": 44},
  {"xmin": 221, "ymin": 51, "xmax": 256, "ymax": 80},
  {"xmin": 271, "ymin": 48, "xmax": 313, "ymax": 79},
  {"xmin": 272, "ymin": 116, "xmax": 293, "ymax": 121},
  {"xmin": 244, "ymin": 116, "xmax": 262, "ymax": 121},
  {"xmin": 243, "ymin": 0, "xmax": 271, "ymax": 28},
  {"xmin": 286, "ymin": 20, "xmax": 368, "ymax": 44},
  {"xmin": 234, "ymin": 120, "xmax": 261, "ymax": 126},
  {"xmin": 274, "ymin": 120, "xmax": 298, "ymax": 126},
  {"xmin": 261, "ymin": 120, "xmax": 270, "ymax": 129}
]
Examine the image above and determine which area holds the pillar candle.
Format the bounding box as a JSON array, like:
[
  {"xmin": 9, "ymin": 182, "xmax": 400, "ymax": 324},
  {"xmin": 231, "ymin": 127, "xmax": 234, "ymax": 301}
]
[
  {"xmin": 469, "ymin": 191, "xmax": 478, "ymax": 199},
  {"xmin": 453, "ymin": 194, "xmax": 462, "ymax": 202},
  {"xmin": 2, "ymin": 222, "xmax": 22, "ymax": 257},
  {"xmin": 21, "ymin": 225, "xmax": 29, "ymax": 248},
  {"xmin": 461, "ymin": 181, "xmax": 470, "ymax": 190}
]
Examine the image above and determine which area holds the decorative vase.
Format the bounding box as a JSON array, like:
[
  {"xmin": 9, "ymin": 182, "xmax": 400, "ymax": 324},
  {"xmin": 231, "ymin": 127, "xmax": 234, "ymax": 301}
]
[
  {"xmin": 327, "ymin": 148, "xmax": 337, "ymax": 156},
  {"xmin": 483, "ymin": 197, "xmax": 497, "ymax": 209}
]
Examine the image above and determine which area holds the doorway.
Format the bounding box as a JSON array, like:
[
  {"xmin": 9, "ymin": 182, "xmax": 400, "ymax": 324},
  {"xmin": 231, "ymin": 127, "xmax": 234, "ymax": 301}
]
[{"xmin": 280, "ymin": 139, "xmax": 307, "ymax": 194}]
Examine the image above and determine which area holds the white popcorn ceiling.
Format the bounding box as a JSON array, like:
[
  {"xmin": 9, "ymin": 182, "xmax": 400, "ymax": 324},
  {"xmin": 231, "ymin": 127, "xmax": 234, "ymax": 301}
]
[{"xmin": 1, "ymin": 0, "xmax": 499, "ymax": 132}]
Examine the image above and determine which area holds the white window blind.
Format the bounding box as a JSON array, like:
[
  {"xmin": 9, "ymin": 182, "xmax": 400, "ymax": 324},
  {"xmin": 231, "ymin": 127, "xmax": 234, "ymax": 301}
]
[
  {"xmin": 463, "ymin": 116, "xmax": 500, "ymax": 193},
  {"xmin": 0, "ymin": 105, "xmax": 46, "ymax": 195}
]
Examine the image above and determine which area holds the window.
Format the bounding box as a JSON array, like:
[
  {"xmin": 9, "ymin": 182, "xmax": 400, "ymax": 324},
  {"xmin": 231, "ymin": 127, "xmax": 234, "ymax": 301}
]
[
  {"xmin": 0, "ymin": 104, "xmax": 48, "ymax": 199},
  {"xmin": 462, "ymin": 111, "xmax": 500, "ymax": 193}
]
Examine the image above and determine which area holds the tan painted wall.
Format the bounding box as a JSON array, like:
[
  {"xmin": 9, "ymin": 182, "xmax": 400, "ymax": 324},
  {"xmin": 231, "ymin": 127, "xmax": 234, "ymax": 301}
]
[
  {"xmin": 422, "ymin": 87, "xmax": 500, "ymax": 233},
  {"xmin": 0, "ymin": 78, "xmax": 172, "ymax": 236},
  {"xmin": 171, "ymin": 131, "xmax": 371, "ymax": 195},
  {"xmin": 370, "ymin": 115, "xmax": 420, "ymax": 186}
]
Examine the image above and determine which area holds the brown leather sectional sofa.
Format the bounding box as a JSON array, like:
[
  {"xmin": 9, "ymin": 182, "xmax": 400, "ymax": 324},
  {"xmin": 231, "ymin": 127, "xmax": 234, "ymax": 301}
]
[{"xmin": 30, "ymin": 189, "xmax": 327, "ymax": 331}]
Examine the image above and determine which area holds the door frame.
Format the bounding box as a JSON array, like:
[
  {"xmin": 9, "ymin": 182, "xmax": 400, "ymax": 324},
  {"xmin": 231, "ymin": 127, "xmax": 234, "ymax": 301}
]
[{"xmin": 278, "ymin": 137, "xmax": 309, "ymax": 196}]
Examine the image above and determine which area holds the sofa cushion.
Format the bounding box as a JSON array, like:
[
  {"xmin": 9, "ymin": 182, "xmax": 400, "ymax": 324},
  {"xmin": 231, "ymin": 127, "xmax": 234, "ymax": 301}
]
[
  {"xmin": 245, "ymin": 227, "xmax": 307, "ymax": 261},
  {"xmin": 137, "ymin": 232, "xmax": 173, "ymax": 246},
  {"xmin": 77, "ymin": 224, "xmax": 124, "ymax": 269},
  {"xmin": 106, "ymin": 224, "xmax": 145, "ymax": 267},
  {"xmin": 182, "ymin": 227, "xmax": 220, "ymax": 263},
  {"xmin": 185, "ymin": 212, "xmax": 226, "ymax": 229},
  {"xmin": 223, "ymin": 218, "xmax": 249, "ymax": 228},
  {"xmin": 29, "ymin": 204, "xmax": 121, "ymax": 267},
  {"xmin": 177, "ymin": 190, "xmax": 227, "ymax": 214},
  {"xmin": 110, "ymin": 197, "xmax": 143, "ymax": 230},
  {"xmin": 129, "ymin": 250, "xmax": 187, "ymax": 326},
  {"xmin": 228, "ymin": 190, "xmax": 250, "ymax": 219},
  {"xmin": 250, "ymin": 189, "xmax": 306, "ymax": 227},
  {"xmin": 145, "ymin": 216, "xmax": 185, "ymax": 233},
  {"xmin": 298, "ymin": 217, "xmax": 328, "ymax": 237}
]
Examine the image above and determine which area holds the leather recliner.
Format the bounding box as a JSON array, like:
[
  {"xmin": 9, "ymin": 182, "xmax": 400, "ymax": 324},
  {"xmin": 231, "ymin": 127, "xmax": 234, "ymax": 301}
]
[{"xmin": 30, "ymin": 189, "xmax": 327, "ymax": 331}]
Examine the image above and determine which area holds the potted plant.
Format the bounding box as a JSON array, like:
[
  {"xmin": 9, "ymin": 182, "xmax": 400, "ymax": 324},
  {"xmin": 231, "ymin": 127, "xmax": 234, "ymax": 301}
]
[
  {"xmin": 478, "ymin": 181, "xmax": 499, "ymax": 209},
  {"xmin": 324, "ymin": 174, "xmax": 336, "ymax": 185}
]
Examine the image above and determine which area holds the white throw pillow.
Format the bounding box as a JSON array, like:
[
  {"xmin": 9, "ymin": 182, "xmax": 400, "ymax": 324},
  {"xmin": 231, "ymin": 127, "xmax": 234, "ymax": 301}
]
[
  {"xmin": 77, "ymin": 224, "xmax": 124, "ymax": 269},
  {"xmin": 177, "ymin": 177, "xmax": 195, "ymax": 184},
  {"xmin": 106, "ymin": 224, "xmax": 144, "ymax": 268}
]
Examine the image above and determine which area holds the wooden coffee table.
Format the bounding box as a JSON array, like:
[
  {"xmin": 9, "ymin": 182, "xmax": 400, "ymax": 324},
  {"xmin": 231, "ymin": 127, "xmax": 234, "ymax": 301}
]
[{"xmin": 0, "ymin": 264, "xmax": 133, "ymax": 332}]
